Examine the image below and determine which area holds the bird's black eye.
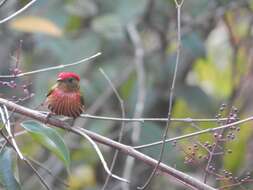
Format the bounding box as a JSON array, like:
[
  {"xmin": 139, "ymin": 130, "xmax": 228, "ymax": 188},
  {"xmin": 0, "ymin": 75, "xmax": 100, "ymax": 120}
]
[{"xmin": 68, "ymin": 78, "xmax": 73, "ymax": 82}]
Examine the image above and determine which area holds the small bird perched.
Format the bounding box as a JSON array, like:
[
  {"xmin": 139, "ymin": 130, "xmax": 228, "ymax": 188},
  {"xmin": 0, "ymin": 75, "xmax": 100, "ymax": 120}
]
[{"xmin": 45, "ymin": 72, "xmax": 84, "ymax": 118}]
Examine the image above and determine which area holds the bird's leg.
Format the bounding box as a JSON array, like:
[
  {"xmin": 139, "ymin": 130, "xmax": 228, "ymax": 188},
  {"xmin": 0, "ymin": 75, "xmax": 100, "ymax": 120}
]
[
  {"xmin": 44, "ymin": 112, "xmax": 55, "ymax": 124},
  {"xmin": 70, "ymin": 118, "xmax": 75, "ymax": 127}
]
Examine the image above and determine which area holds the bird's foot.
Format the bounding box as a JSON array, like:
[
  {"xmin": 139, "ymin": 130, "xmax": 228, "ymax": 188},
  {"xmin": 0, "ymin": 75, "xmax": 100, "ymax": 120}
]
[{"xmin": 44, "ymin": 112, "xmax": 55, "ymax": 124}]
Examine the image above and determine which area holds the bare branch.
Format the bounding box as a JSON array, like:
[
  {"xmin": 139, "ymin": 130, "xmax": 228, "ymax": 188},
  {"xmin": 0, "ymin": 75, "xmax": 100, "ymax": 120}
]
[
  {"xmin": 174, "ymin": 0, "xmax": 185, "ymax": 7},
  {"xmin": 23, "ymin": 158, "xmax": 51, "ymax": 190},
  {"xmin": 0, "ymin": 115, "xmax": 229, "ymax": 146},
  {"xmin": 0, "ymin": 52, "xmax": 101, "ymax": 78},
  {"xmin": 81, "ymin": 113, "xmax": 227, "ymax": 123},
  {"xmin": 71, "ymin": 127, "xmax": 129, "ymax": 184},
  {"xmin": 0, "ymin": 106, "xmax": 24, "ymax": 159},
  {"xmin": 0, "ymin": 141, "xmax": 7, "ymax": 154},
  {"xmin": 0, "ymin": 0, "xmax": 8, "ymax": 8},
  {"xmin": 0, "ymin": 130, "xmax": 27, "ymax": 144},
  {"xmin": 0, "ymin": 0, "xmax": 37, "ymax": 24},
  {"xmin": 0, "ymin": 128, "xmax": 51, "ymax": 190},
  {"xmin": 27, "ymin": 156, "xmax": 69, "ymax": 188},
  {"xmin": 134, "ymin": 116, "xmax": 252, "ymax": 149},
  {"xmin": 137, "ymin": 1, "xmax": 184, "ymax": 189},
  {"xmin": 0, "ymin": 98, "xmax": 216, "ymax": 190}
]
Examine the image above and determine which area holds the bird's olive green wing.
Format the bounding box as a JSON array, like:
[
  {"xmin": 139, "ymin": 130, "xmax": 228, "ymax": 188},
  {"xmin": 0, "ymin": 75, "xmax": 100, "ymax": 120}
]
[
  {"xmin": 46, "ymin": 84, "xmax": 57, "ymax": 97},
  {"xmin": 80, "ymin": 93, "xmax": 85, "ymax": 106}
]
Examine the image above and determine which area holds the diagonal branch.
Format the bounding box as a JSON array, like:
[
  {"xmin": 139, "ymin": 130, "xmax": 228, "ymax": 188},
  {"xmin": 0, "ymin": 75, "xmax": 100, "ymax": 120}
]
[
  {"xmin": 0, "ymin": 52, "xmax": 101, "ymax": 78},
  {"xmin": 27, "ymin": 156, "xmax": 69, "ymax": 188},
  {"xmin": 0, "ymin": 106, "xmax": 24, "ymax": 160},
  {"xmin": 0, "ymin": 127, "xmax": 50, "ymax": 190},
  {"xmin": 134, "ymin": 116, "xmax": 252, "ymax": 149},
  {"xmin": 0, "ymin": 97, "xmax": 216, "ymax": 190},
  {"xmin": 80, "ymin": 113, "xmax": 228, "ymax": 123},
  {"xmin": 71, "ymin": 127, "xmax": 129, "ymax": 183},
  {"xmin": 0, "ymin": 0, "xmax": 37, "ymax": 24},
  {"xmin": 0, "ymin": 0, "xmax": 8, "ymax": 8},
  {"xmin": 137, "ymin": 1, "xmax": 184, "ymax": 189}
]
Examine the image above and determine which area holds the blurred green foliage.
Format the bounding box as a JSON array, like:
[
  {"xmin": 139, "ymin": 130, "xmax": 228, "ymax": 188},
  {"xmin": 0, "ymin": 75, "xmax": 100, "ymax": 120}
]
[
  {"xmin": 0, "ymin": 0, "xmax": 253, "ymax": 189},
  {"xmin": 21, "ymin": 120, "xmax": 70, "ymax": 170}
]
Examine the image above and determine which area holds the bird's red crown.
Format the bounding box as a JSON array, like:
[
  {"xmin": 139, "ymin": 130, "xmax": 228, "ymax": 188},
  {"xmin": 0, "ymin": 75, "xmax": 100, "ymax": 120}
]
[{"xmin": 57, "ymin": 72, "xmax": 80, "ymax": 81}]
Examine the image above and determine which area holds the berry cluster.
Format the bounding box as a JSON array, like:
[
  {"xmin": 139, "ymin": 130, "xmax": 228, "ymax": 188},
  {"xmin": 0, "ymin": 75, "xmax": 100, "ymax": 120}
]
[
  {"xmin": 0, "ymin": 42, "xmax": 34, "ymax": 102},
  {"xmin": 172, "ymin": 103, "xmax": 253, "ymax": 189}
]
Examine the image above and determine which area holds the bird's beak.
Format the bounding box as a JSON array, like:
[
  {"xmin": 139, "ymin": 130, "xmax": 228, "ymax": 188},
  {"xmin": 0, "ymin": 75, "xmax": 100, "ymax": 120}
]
[{"xmin": 57, "ymin": 78, "xmax": 63, "ymax": 81}]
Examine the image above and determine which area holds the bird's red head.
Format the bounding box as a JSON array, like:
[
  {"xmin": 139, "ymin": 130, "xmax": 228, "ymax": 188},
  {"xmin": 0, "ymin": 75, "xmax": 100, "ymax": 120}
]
[{"xmin": 57, "ymin": 72, "xmax": 80, "ymax": 81}]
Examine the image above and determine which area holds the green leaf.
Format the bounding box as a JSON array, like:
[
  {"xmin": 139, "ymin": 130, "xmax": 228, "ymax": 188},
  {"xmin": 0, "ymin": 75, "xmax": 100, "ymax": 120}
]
[
  {"xmin": 21, "ymin": 120, "xmax": 70, "ymax": 169},
  {"xmin": 0, "ymin": 148, "xmax": 21, "ymax": 190},
  {"xmin": 194, "ymin": 57, "xmax": 232, "ymax": 99},
  {"xmin": 120, "ymin": 72, "xmax": 136, "ymax": 100}
]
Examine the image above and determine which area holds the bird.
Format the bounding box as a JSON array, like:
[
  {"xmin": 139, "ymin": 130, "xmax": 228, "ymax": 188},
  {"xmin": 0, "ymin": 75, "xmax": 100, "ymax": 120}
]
[{"xmin": 45, "ymin": 72, "xmax": 84, "ymax": 118}]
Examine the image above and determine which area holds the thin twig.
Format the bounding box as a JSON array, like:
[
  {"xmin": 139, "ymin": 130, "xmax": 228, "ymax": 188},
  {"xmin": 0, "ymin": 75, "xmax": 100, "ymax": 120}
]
[
  {"xmin": 0, "ymin": 112, "xmax": 232, "ymax": 150},
  {"xmin": 0, "ymin": 130, "xmax": 51, "ymax": 190},
  {"xmin": 0, "ymin": 141, "xmax": 7, "ymax": 154},
  {"xmin": 0, "ymin": 107, "xmax": 50, "ymax": 189},
  {"xmin": 0, "ymin": 52, "xmax": 101, "ymax": 78},
  {"xmin": 0, "ymin": 98, "xmax": 216, "ymax": 190},
  {"xmin": 203, "ymin": 121, "xmax": 227, "ymax": 183},
  {"xmin": 15, "ymin": 40, "xmax": 23, "ymax": 69},
  {"xmin": 71, "ymin": 127, "xmax": 129, "ymax": 184},
  {"xmin": 0, "ymin": 106, "xmax": 24, "ymax": 159},
  {"xmin": 0, "ymin": 0, "xmax": 8, "ymax": 8},
  {"xmin": 0, "ymin": 130, "xmax": 27, "ymax": 143},
  {"xmin": 0, "ymin": 0, "xmax": 37, "ymax": 24},
  {"xmin": 85, "ymin": 65, "xmax": 134, "ymax": 116},
  {"xmin": 99, "ymin": 68, "xmax": 127, "ymax": 189},
  {"xmin": 137, "ymin": 1, "xmax": 184, "ymax": 189},
  {"xmin": 27, "ymin": 156, "xmax": 69, "ymax": 188},
  {"xmin": 0, "ymin": 115, "xmax": 228, "ymax": 145},
  {"xmin": 134, "ymin": 116, "xmax": 253, "ymax": 149},
  {"xmin": 23, "ymin": 159, "xmax": 51, "ymax": 190},
  {"xmin": 80, "ymin": 113, "xmax": 227, "ymax": 123}
]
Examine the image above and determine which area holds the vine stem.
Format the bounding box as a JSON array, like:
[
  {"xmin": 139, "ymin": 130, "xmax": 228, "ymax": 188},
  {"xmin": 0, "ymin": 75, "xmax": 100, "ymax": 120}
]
[{"xmin": 137, "ymin": 1, "xmax": 184, "ymax": 189}]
